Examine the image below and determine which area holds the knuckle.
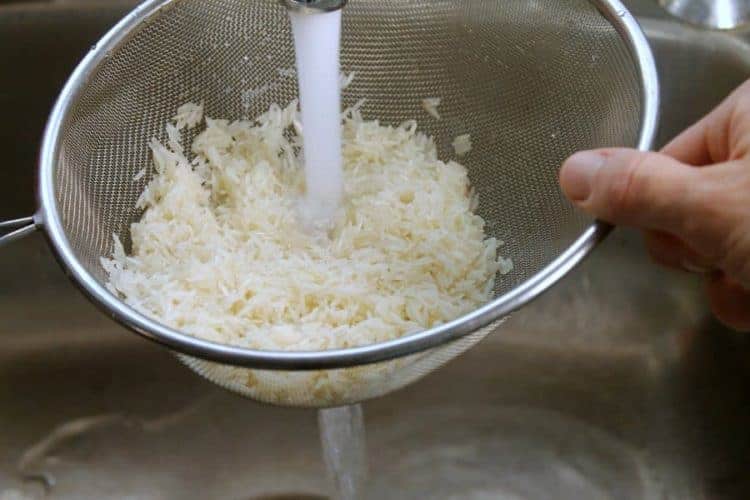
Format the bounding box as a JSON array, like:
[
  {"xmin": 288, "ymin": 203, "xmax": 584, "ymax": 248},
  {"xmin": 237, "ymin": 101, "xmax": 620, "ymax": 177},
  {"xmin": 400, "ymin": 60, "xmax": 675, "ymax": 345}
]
[{"xmin": 602, "ymin": 153, "xmax": 650, "ymax": 218}]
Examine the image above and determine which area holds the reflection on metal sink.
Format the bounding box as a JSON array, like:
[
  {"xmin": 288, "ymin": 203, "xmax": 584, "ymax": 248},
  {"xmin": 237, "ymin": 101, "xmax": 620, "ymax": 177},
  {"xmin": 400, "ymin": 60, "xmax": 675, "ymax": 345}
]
[{"xmin": 1, "ymin": 2, "xmax": 750, "ymax": 499}]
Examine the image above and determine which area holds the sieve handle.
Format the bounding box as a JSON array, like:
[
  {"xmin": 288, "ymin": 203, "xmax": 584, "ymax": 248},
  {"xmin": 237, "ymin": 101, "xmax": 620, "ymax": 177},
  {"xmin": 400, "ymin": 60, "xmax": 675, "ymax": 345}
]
[{"xmin": 0, "ymin": 216, "xmax": 38, "ymax": 248}]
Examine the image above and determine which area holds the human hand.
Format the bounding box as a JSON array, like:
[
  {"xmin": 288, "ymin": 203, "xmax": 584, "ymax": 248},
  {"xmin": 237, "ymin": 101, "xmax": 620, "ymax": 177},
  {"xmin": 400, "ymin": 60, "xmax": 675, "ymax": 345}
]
[{"xmin": 560, "ymin": 80, "xmax": 750, "ymax": 331}]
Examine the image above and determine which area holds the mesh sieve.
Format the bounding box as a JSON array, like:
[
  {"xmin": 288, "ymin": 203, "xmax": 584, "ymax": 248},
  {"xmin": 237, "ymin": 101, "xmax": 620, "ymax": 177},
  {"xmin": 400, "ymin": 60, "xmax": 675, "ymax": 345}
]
[{"xmin": 25, "ymin": 0, "xmax": 658, "ymax": 407}]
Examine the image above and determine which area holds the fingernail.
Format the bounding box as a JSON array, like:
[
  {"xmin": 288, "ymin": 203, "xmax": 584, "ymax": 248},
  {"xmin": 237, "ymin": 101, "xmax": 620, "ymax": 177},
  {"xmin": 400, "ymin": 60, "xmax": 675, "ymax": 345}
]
[{"xmin": 561, "ymin": 151, "xmax": 606, "ymax": 202}]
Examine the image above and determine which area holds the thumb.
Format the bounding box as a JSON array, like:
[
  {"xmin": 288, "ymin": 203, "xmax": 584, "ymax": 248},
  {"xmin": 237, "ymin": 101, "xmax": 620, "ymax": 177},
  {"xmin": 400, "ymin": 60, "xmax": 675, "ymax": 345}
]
[{"xmin": 559, "ymin": 148, "xmax": 702, "ymax": 235}]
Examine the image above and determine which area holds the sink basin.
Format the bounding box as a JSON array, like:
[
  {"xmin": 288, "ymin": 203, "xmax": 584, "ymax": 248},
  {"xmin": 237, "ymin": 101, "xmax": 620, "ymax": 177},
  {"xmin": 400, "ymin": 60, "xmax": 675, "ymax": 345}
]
[{"xmin": 1, "ymin": 1, "xmax": 750, "ymax": 498}]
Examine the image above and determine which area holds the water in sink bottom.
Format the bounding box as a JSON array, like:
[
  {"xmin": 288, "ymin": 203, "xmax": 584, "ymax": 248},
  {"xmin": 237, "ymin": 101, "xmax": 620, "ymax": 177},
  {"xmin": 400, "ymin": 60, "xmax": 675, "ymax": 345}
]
[
  {"xmin": 0, "ymin": 402, "xmax": 664, "ymax": 500},
  {"xmin": 365, "ymin": 405, "xmax": 662, "ymax": 500}
]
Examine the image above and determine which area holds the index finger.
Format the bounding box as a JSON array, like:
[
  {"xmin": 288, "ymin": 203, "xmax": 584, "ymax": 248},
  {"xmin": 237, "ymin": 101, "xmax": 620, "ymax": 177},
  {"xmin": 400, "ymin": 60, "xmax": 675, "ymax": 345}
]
[
  {"xmin": 661, "ymin": 117, "xmax": 713, "ymax": 166},
  {"xmin": 661, "ymin": 79, "xmax": 750, "ymax": 165}
]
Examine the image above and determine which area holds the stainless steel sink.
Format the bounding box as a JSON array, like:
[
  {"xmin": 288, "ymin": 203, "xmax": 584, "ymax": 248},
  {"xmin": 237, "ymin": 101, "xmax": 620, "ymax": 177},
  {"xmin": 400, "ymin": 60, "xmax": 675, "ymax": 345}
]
[{"xmin": 1, "ymin": 1, "xmax": 750, "ymax": 499}]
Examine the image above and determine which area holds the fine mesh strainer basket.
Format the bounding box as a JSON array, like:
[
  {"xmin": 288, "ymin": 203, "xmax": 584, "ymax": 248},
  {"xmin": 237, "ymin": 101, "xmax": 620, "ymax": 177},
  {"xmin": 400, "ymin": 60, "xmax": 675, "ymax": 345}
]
[{"xmin": 0, "ymin": 0, "xmax": 658, "ymax": 407}]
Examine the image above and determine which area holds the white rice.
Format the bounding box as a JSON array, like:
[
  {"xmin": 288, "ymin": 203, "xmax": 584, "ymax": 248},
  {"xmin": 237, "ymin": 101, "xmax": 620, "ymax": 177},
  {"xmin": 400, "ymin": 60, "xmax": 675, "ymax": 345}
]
[{"xmin": 103, "ymin": 101, "xmax": 509, "ymax": 404}]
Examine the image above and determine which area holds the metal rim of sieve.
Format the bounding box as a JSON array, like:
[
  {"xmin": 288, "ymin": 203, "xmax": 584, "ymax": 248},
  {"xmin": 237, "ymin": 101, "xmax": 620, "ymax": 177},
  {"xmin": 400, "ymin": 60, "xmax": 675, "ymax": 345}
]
[{"xmin": 32, "ymin": 0, "xmax": 659, "ymax": 371}]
